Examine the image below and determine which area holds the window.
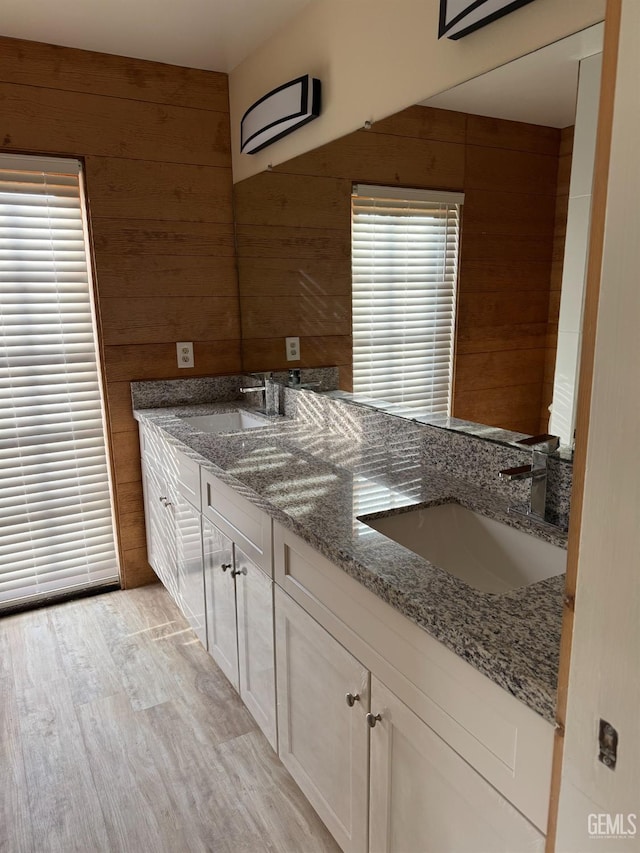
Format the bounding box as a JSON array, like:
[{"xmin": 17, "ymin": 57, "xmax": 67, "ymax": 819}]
[
  {"xmin": 0, "ymin": 153, "xmax": 119, "ymax": 610},
  {"xmin": 351, "ymin": 184, "xmax": 463, "ymax": 417}
]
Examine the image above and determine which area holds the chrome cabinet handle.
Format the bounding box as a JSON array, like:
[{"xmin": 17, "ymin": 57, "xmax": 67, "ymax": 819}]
[
  {"xmin": 159, "ymin": 496, "xmax": 167, "ymax": 504},
  {"xmin": 231, "ymin": 567, "xmax": 246, "ymax": 578},
  {"xmin": 366, "ymin": 712, "xmax": 382, "ymax": 728},
  {"xmin": 346, "ymin": 692, "xmax": 360, "ymax": 707},
  {"xmin": 221, "ymin": 563, "xmax": 232, "ymax": 572}
]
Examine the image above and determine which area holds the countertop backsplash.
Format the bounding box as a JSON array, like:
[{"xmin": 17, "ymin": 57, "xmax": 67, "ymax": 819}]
[
  {"xmin": 131, "ymin": 371, "xmax": 572, "ymax": 530},
  {"xmin": 279, "ymin": 382, "xmax": 573, "ymax": 531},
  {"xmin": 131, "ymin": 375, "xmax": 244, "ymax": 409}
]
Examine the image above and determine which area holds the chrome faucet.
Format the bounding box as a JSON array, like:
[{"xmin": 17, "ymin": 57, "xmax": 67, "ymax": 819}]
[
  {"xmin": 499, "ymin": 433, "xmax": 560, "ymax": 523},
  {"xmin": 239, "ymin": 372, "xmax": 279, "ymax": 415}
]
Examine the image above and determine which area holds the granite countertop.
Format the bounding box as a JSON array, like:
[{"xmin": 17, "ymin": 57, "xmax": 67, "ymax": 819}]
[{"xmin": 134, "ymin": 400, "xmax": 565, "ymax": 724}]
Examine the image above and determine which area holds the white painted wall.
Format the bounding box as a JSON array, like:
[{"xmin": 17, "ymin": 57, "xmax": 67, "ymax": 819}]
[
  {"xmin": 556, "ymin": 2, "xmax": 640, "ymax": 849},
  {"xmin": 229, "ymin": 0, "xmax": 605, "ymax": 182},
  {"xmin": 550, "ymin": 51, "xmax": 602, "ymax": 447}
]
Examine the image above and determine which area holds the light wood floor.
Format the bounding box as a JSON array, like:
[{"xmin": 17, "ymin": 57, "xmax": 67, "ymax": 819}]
[{"xmin": 0, "ymin": 584, "xmax": 340, "ymax": 853}]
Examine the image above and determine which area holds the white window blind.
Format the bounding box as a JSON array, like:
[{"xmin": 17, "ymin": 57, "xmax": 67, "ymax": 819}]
[
  {"xmin": 351, "ymin": 184, "xmax": 463, "ymax": 417},
  {"xmin": 0, "ymin": 153, "xmax": 119, "ymax": 610}
]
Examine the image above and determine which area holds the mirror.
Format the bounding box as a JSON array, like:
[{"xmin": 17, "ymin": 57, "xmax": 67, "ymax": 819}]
[{"xmin": 234, "ymin": 23, "xmax": 604, "ymax": 452}]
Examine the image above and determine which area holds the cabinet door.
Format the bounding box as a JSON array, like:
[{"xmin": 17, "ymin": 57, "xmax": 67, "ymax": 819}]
[
  {"xmin": 275, "ymin": 587, "xmax": 369, "ymax": 853},
  {"xmin": 235, "ymin": 547, "xmax": 276, "ymax": 749},
  {"xmin": 176, "ymin": 497, "xmax": 206, "ymax": 647},
  {"xmin": 142, "ymin": 462, "xmax": 178, "ymax": 600},
  {"xmin": 141, "ymin": 461, "xmax": 163, "ymax": 578},
  {"xmin": 202, "ymin": 517, "xmax": 238, "ymax": 689},
  {"xmin": 368, "ymin": 677, "xmax": 544, "ymax": 853}
]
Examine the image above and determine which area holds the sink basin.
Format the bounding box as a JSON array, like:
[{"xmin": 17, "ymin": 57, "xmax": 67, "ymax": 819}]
[
  {"xmin": 181, "ymin": 411, "xmax": 268, "ymax": 434},
  {"xmin": 361, "ymin": 503, "xmax": 566, "ymax": 593}
]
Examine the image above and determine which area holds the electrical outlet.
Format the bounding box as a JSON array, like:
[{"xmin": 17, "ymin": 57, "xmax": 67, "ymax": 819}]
[
  {"xmin": 176, "ymin": 341, "xmax": 194, "ymax": 369},
  {"xmin": 286, "ymin": 336, "xmax": 300, "ymax": 361}
]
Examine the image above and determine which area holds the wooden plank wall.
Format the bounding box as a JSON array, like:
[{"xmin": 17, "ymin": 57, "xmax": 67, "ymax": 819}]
[
  {"xmin": 235, "ymin": 105, "xmax": 568, "ymax": 434},
  {"xmin": 0, "ymin": 36, "xmax": 240, "ymax": 588},
  {"xmin": 540, "ymin": 126, "xmax": 575, "ymax": 432},
  {"xmin": 455, "ymin": 115, "xmax": 560, "ymax": 432}
]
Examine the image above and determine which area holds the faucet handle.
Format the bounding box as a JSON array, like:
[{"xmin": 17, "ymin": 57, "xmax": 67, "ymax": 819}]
[
  {"xmin": 516, "ymin": 433, "xmax": 560, "ymax": 453},
  {"xmin": 499, "ymin": 464, "xmax": 535, "ymax": 481}
]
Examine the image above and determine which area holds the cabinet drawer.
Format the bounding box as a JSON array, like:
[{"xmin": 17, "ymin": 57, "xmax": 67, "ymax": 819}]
[
  {"xmin": 274, "ymin": 521, "xmax": 553, "ymax": 833},
  {"xmin": 201, "ymin": 471, "xmax": 272, "ymax": 576},
  {"xmin": 176, "ymin": 449, "xmax": 201, "ymax": 511}
]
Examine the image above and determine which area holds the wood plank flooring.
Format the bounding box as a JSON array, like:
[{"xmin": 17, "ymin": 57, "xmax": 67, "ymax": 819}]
[{"xmin": 0, "ymin": 585, "xmax": 340, "ymax": 853}]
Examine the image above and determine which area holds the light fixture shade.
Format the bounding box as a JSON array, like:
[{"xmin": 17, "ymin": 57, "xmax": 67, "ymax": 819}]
[
  {"xmin": 240, "ymin": 75, "xmax": 321, "ymax": 155},
  {"xmin": 438, "ymin": 0, "xmax": 536, "ymax": 40}
]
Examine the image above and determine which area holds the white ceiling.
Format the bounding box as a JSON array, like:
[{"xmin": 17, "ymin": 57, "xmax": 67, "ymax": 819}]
[
  {"xmin": 0, "ymin": 0, "xmax": 313, "ymax": 73},
  {"xmin": 422, "ymin": 23, "xmax": 604, "ymax": 127}
]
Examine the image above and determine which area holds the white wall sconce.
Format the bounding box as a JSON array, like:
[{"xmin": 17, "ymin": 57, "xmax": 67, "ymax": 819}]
[
  {"xmin": 240, "ymin": 74, "xmax": 321, "ymax": 155},
  {"xmin": 438, "ymin": 0, "xmax": 537, "ymax": 40}
]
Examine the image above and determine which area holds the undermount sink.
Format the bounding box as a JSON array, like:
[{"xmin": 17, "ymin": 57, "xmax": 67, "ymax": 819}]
[
  {"xmin": 181, "ymin": 411, "xmax": 268, "ymax": 434},
  {"xmin": 361, "ymin": 503, "xmax": 566, "ymax": 594}
]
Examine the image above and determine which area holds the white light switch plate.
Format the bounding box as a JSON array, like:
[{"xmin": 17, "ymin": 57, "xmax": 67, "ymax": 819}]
[
  {"xmin": 177, "ymin": 341, "xmax": 194, "ymax": 368},
  {"xmin": 286, "ymin": 336, "xmax": 300, "ymax": 361}
]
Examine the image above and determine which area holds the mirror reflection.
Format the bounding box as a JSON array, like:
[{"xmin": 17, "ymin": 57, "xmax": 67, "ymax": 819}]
[{"xmin": 235, "ymin": 24, "xmax": 604, "ymax": 449}]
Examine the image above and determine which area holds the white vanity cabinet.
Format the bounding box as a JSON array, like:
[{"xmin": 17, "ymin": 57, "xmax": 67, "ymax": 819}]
[
  {"xmin": 273, "ymin": 521, "xmax": 553, "ymax": 852},
  {"xmin": 275, "ymin": 588, "xmax": 544, "ymax": 853},
  {"xmin": 137, "ymin": 417, "xmax": 554, "ymax": 853},
  {"xmin": 201, "ymin": 470, "xmax": 277, "ymax": 749},
  {"xmin": 138, "ymin": 426, "xmax": 277, "ymax": 749},
  {"xmin": 140, "ymin": 421, "xmax": 206, "ymax": 638},
  {"xmin": 275, "ymin": 587, "xmax": 369, "ymax": 853}
]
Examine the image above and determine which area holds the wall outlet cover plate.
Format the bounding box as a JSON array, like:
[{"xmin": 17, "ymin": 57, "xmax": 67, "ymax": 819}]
[{"xmin": 177, "ymin": 341, "xmax": 194, "ymax": 368}]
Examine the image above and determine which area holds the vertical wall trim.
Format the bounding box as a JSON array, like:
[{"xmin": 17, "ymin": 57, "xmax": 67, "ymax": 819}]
[{"xmin": 545, "ymin": 0, "xmax": 621, "ymax": 848}]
